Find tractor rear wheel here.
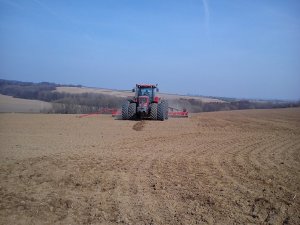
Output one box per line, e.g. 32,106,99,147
128,103,136,120
150,103,158,120
162,100,169,120
157,102,165,121
121,101,129,120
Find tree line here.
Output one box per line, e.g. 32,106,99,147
169,98,300,113
1,79,299,114
0,79,124,113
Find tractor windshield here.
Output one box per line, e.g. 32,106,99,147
139,88,152,97
139,87,153,98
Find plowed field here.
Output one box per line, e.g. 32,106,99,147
0,108,299,225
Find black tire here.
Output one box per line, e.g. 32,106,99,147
157,102,165,121
121,101,129,120
150,103,158,120
162,100,169,120
128,103,136,120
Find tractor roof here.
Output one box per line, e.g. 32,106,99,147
136,84,157,88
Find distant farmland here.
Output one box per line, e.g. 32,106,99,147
1,79,299,114
0,94,52,113
55,86,224,103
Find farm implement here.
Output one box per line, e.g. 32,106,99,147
168,106,189,118
78,108,118,118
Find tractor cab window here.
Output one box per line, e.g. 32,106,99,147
139,88,153,97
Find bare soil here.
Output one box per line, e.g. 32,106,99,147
0,108,299,225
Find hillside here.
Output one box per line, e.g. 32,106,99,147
0,94,52,113
55,86,224,103
1,79,299,114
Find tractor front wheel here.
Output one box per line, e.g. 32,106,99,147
157,102,165,121
162,100,169,120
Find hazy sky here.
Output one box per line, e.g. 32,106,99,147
0,0,299,100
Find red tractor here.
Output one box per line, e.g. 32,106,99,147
121,84,168,120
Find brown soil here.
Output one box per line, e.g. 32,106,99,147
132,121,146,131
0,108,299,225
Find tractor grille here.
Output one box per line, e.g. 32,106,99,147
138,97,148,107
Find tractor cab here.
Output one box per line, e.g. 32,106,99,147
133,84,159,103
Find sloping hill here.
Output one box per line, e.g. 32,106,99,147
56,86,224,103
0,94,52,113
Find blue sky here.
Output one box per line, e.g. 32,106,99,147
0,0,299,100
